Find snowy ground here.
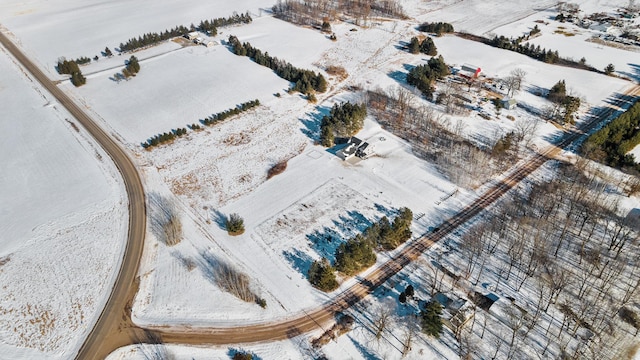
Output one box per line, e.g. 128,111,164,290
2,0,640,359
0,40,126,358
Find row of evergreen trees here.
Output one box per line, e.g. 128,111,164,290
198,12,252,35
406,55,450,99
308,208,413,291
320,101,367,147
119,25,191,52
584,100,640,168
141,99,260,149
227,35,327,95
142,127,188,148
201,99,260,126
118,13,253,53
417,22,454,35
489,35,561,64
408,36,437,55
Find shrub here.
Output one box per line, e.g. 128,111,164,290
226,213,245,235
233,352,253,360
256,297,267,308
267,161,288,179
212,258,256,302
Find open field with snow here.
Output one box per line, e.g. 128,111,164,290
0,42,126,359
3,0,640,359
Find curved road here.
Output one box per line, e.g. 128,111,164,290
0,30,148,359
2,26,639,359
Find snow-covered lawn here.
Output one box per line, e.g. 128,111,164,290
0,43,126,359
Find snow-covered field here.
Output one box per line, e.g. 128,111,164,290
0,42,126,358
3,0,640,358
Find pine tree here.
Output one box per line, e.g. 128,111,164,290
605,63,615,75
420,37,437,56
420,300,443,337
308,259,339,291
409,37,420,54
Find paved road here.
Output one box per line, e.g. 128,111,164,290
3,25,639,359
0,29,148,359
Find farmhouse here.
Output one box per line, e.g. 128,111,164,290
336,137,373,160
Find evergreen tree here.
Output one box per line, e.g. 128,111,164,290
420,300,443,337
104,47,113,57
308,259,339,291
409,37,420,54
605,63,616,75
419,37,437,56
548,80,567,103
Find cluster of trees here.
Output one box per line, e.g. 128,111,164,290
367,88,525,188
56,59,87,87
584,100,640,169
417,22,454,36
406,55,450,99
272,0,406,27
75,56,91,65
142,99,260,149
308,208,413,290
197,12,252,35
141,127,188,149
408,36,437,55
489,35,561,63
122,55,140,78
448,160,640,359
227,36,327,95
544,79,581,124
319,101,367,146
201,99,260,126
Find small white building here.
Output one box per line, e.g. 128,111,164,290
186,31,199,40
501,97,517,110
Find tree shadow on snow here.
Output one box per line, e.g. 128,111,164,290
283,248,314,277
348,335,382,360
210,209,228,230
299,105,331,141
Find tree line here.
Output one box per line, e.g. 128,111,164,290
197,12,253,35
272,0,406,28
320,101,367,146
227,35,327,95
308,208,413,291
406,55,450,99
119,12,252,53
141,99,260,149
584,99,640,170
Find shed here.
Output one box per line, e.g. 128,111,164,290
460,64,482,78
501,97,517,110
186,31,199,40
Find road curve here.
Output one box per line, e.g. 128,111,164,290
0,29,147,359
3,24,639,359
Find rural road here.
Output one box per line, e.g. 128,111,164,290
2,25,639,360
0,30,148,359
